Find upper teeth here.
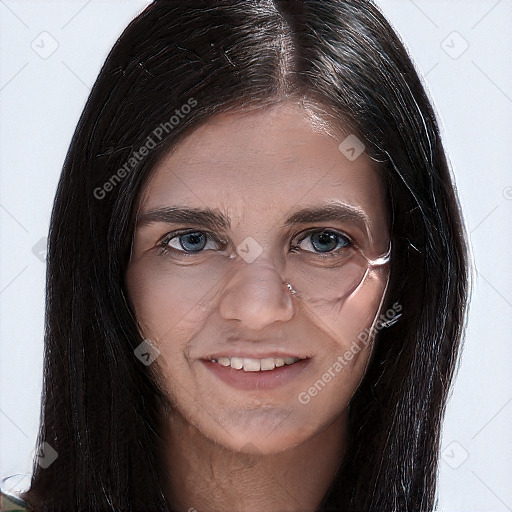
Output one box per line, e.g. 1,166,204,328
212,356,301,371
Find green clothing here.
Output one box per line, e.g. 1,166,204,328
0,490,31,511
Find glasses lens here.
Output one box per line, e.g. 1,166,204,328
148,238,390,309
283,248,370,304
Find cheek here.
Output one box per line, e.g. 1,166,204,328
124,260,214,342
125,262,212,401
303,266,389,352
292,267,389,418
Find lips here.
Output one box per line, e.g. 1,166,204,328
202,353,311,390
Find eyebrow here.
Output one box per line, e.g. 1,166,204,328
283,203,370,232
136,206,229,230
135,202,370,233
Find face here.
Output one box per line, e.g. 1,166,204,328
125,101,390,454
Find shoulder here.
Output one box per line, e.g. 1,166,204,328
0,489,32,512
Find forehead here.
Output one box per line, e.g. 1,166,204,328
139,102,387,223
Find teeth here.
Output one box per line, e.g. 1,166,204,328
212,356,301,371
243,359,260,372
230,357,244,370
260,358,276,371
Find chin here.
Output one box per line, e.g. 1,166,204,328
204,409,330,455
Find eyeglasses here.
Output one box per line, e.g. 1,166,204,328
152,229,391,309
282,238,391,306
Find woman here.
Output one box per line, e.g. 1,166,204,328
3,0,469,510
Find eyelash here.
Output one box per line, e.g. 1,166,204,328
156,230,227,258
156,228,355,258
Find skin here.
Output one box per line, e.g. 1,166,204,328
125,100,390,512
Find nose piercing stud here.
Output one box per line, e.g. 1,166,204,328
285,282,297,295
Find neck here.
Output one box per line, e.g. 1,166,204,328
162,412,348,512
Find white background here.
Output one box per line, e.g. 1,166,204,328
0,1,511,510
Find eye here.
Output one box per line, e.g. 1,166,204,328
292,229,353,254
158,230,223,255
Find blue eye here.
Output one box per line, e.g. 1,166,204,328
294,230,352,254
157,228,353,259
159,230,221,255
179,232,207,252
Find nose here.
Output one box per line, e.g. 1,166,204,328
218,257,295,330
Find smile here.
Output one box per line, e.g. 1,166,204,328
203,355,311,390
210,356,302,372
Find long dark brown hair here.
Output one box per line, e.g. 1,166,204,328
23,1,469,510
